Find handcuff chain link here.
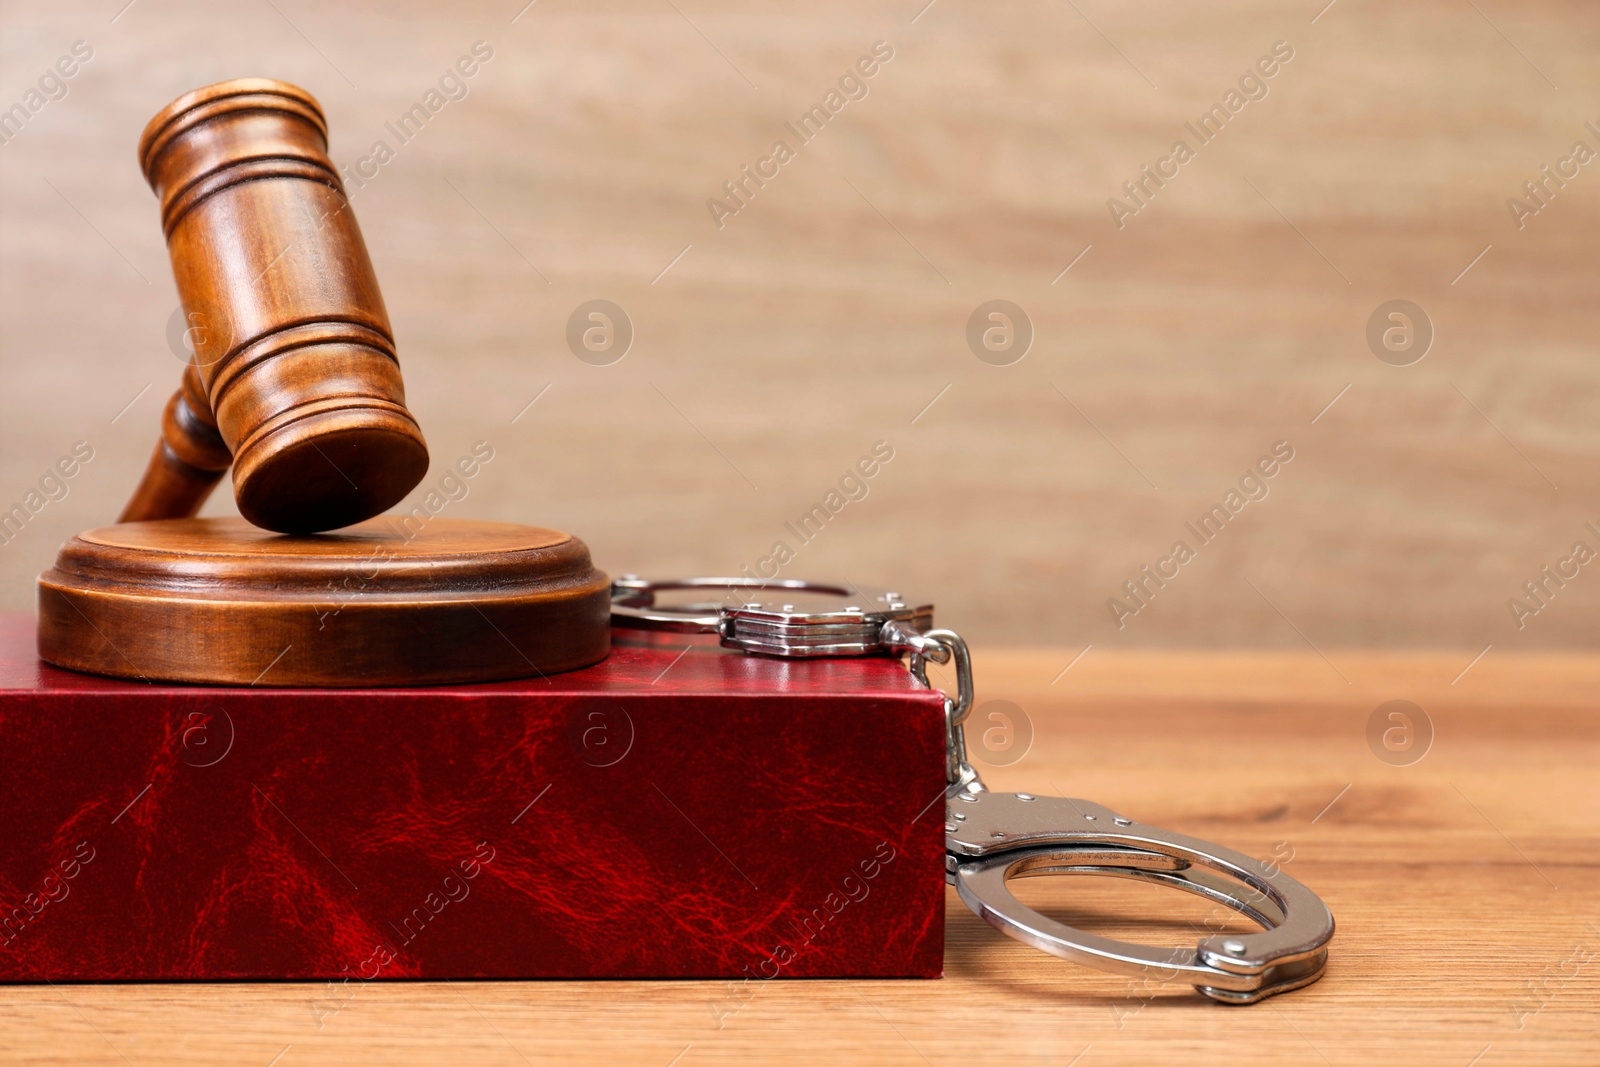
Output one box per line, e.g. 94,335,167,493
882,622,977,787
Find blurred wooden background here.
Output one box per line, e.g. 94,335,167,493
3,0,1599,652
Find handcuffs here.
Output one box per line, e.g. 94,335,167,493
612,576,1335,1003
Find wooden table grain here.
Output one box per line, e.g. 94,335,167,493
2,649,1595,1066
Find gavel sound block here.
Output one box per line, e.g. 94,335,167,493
38,518,610,686
35,79,611,685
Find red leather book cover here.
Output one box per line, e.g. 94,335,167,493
0,615,946,982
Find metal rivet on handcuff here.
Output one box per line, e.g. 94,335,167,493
611,577,1335,1004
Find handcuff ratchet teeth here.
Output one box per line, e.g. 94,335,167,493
611,576,1335,1004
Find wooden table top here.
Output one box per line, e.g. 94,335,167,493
3,649,1595,1065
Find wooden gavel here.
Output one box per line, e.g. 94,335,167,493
121,78,428,534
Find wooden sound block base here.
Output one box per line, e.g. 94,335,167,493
36,518,610,686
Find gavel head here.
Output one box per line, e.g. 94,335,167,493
139,79,427,533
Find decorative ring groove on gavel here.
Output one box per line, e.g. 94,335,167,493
138,84,336,235
120,78,428,534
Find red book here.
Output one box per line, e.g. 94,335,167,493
0,614,945,983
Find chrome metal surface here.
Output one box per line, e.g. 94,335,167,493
945,786,1335,1004
903,629,975,783
609,576,932,656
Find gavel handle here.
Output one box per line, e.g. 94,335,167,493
118,363,232,523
